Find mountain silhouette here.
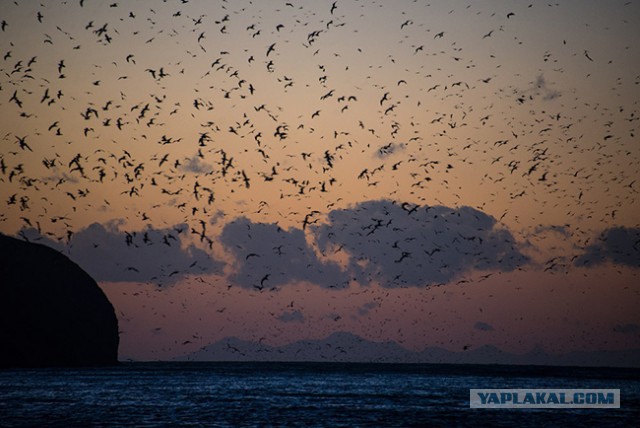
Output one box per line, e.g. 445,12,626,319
178,332,640,368
0,234,119,367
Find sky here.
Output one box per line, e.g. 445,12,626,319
1,0,639,362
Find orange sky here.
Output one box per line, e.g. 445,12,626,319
1,0,638,361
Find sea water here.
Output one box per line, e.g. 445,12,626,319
0,362,638,427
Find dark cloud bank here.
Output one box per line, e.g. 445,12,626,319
313,200,528,287
574,226,640,268
219,217,348,289
21,201,637,289
221,200,529,289
19,222,222,285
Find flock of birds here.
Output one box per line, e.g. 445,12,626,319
0,0,638,355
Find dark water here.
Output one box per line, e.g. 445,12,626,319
0,362,638,427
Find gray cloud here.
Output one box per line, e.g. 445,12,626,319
357,301,379,317
277,310,305,323
313,200,529,287
375,142,405,158
533,224,570,237
574,227,640,268
474,321,495,332
219,217,349,290
18,222,222,284
17,200,531,290
217,201,528,289
527,73,561,101
180,156,214,174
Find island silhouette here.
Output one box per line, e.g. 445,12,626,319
0,234,119,368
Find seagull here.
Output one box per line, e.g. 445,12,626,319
266,43,276,56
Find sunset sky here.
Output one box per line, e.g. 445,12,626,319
1,0,638,361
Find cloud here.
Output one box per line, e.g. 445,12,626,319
219,217,349,289
217,201,528,289
474,321,495,331
180,156,214,174
18,200,530,290
530,73,561,101
533,224,570,237
515,74,561,104
574,227,640,268
535,74,561,101
17,222,222,284
375,142,405,158
356,301,379,317
312,200,528,287
277,310,305,323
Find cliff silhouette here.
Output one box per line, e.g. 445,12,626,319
0,233,119,367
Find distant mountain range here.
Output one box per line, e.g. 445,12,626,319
175,331,640,368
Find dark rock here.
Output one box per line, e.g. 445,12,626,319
0,233,119,367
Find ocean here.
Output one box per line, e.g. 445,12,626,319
0,362,638,427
